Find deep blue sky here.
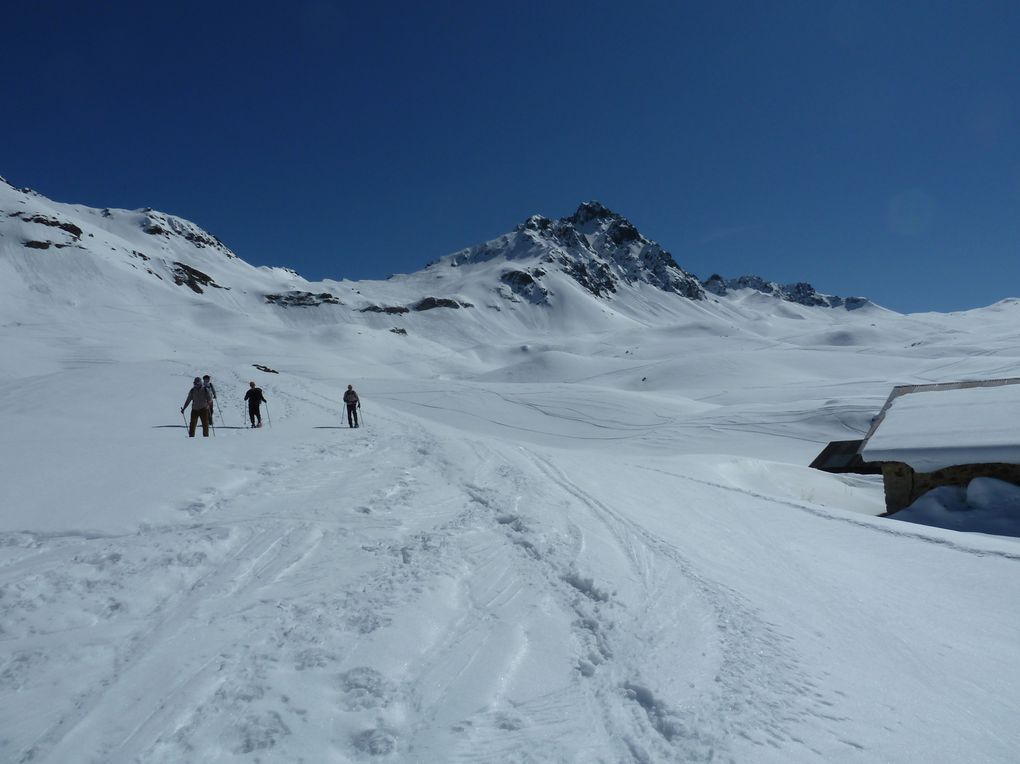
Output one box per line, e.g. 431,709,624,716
3,1,1019,313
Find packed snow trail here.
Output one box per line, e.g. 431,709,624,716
2,404,664,762
3,377,1020,762
0,398,851,762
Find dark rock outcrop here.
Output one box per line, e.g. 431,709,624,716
359,305,410,314
561,259,616,297
264,291,341,307
500,268,550,304
9,212,83,238
412,297,473,311
172,262,226,294
703,274,869,310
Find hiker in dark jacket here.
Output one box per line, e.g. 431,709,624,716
244,381,266,428
203,374,217,423
182,377,213,437
343,384,360,428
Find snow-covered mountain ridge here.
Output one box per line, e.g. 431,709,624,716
703,273,869,310
439,200,868,311
0,179,869,331
442,200,706,301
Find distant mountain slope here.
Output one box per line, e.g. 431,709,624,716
5,174,1020,417
0,175,275,303
1,177,877,350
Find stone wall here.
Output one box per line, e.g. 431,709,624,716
881,462,1020,513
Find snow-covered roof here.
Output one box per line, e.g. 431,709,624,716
861,379,1020,472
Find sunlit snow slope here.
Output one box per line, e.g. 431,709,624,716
2,179,1020,763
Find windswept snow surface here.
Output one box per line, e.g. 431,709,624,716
3,186,1020,762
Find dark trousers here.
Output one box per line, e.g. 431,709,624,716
189,407,211,437
249,405,262,427
346,403,359,427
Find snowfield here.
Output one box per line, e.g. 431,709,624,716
2,181,1020,762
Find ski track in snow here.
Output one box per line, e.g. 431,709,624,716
0,401,847,763
1,424,379,762
520,450,857,762
2,413,582,761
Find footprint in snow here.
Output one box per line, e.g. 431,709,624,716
338,667,395,711
229,710,291,754
351,727,397,756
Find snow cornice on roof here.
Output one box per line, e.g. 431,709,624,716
861,377,1020,472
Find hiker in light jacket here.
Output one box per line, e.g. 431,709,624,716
182,377,213,437
343,384,360,428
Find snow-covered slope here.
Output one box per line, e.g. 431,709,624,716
3,181,1020,763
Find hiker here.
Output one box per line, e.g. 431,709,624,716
181,377,213,437
343,384,360,428
203,374,217,422
244,381,266,428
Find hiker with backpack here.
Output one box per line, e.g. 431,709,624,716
203,374,218,423
343,384,360,428
182,377,214,437
244,381,266,428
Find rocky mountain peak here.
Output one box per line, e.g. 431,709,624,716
565,200,622,227
451,202,705,302
703,273,869,310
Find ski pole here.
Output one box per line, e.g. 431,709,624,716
265,401,271,428
181,408,189,437
359,403,364,428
